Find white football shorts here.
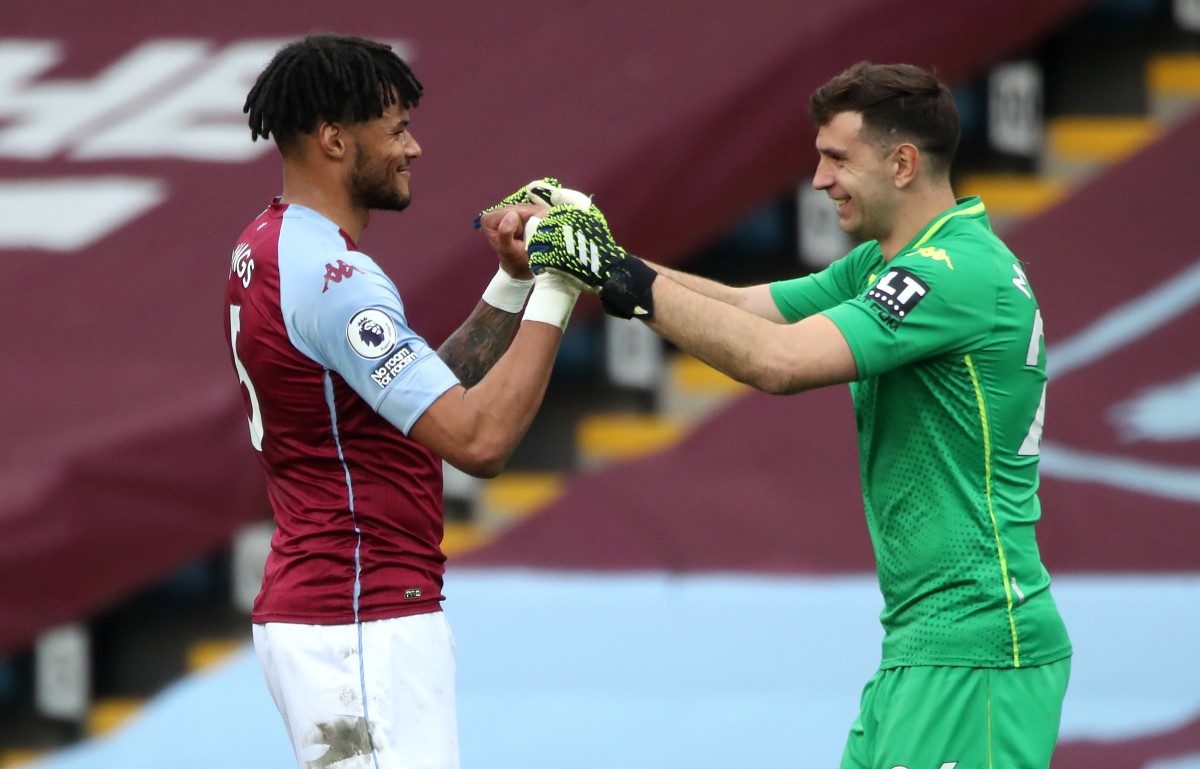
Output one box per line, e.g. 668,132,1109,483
253,611,459,769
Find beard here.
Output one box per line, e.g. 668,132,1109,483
350,145,411,212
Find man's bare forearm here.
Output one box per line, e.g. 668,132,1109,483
646,261,785,321
646,277,857,394
649,262,743,304
437,301,521,387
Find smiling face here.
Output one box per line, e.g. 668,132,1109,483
811,111,902,245
347,100,421,212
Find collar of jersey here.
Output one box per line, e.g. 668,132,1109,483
902,196,987,253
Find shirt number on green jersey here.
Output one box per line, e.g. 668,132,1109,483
1018,308,1046,456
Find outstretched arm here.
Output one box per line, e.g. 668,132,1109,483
412,208,578,478
647,276,857,394
436,201,545,386
437,303,522,388
414,316,562,477
649,262,787,323
525,203,856,396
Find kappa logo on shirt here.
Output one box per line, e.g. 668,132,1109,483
913,245,954,269
323,260,360,293
867,268,929,324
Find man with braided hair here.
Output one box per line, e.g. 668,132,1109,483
226,33,583,769
529,61,1072,768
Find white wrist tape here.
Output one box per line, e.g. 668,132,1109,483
481,268,535,313
523,271,581,331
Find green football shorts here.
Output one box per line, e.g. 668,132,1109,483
839,657,1071,769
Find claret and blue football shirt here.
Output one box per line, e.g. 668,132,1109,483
225,201,460,625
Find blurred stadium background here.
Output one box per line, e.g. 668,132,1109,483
2,0,1199,766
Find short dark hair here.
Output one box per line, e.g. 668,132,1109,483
244,34,423,151
808,61,960,177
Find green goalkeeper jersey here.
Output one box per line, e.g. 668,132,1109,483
771,197,1071,669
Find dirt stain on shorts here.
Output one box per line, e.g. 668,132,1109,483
305,715,375,769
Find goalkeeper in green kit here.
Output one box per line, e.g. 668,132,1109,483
525,62,1072,768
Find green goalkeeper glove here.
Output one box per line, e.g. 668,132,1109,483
473,177,593,229
526,204,658,319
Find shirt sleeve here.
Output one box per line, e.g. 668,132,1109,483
770,244,874,322
279,248,460,434
821,247,999,379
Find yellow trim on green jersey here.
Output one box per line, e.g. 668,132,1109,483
910,198,987,250
771,195,1071,669
965,354,1021,667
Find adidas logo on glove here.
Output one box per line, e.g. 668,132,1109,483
562,223,601,276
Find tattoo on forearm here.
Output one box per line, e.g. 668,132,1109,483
437,304,520,387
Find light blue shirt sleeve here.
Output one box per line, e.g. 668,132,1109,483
277,220,459,434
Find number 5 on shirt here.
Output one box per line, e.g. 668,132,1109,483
229,304,264,451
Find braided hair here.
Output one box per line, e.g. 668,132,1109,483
244,34,423,151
